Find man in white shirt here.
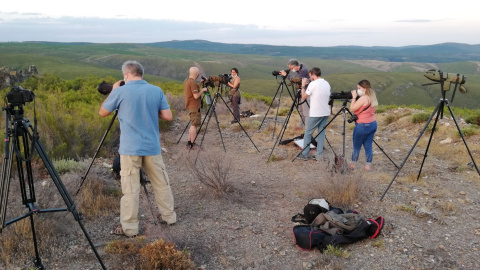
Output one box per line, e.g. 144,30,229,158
298,67,331,160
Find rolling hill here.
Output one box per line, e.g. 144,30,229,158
1,41,479,109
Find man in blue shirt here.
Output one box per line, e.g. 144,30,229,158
100,60,176,237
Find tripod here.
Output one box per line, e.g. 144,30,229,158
75,110,159,225
0,104,106,269
176,82,228,145
258,76,305,137
291,99,399,172
194,91,259,163
380,80,480,200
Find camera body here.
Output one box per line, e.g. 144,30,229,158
329,91,353,100
347,113,358,123
219,74,232,84
97,80,125,95
6,86,35,105
272,69,290,76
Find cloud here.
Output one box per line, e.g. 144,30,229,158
0,12,478,47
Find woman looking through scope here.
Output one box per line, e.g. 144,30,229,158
228,68,241,124
349,80,378,171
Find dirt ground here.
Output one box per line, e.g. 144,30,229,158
2,105,480,270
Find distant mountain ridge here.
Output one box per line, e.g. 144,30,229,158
147,40,480,63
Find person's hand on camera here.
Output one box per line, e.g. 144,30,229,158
201,87,208,93
112,80,125,91
279,70,288,77
351,89,358,99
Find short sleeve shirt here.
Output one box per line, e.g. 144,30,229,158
305,78,331,117
184,78,201,110
102,80,170,156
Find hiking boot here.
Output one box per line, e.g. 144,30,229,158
297,155,309,161
231,120,239,124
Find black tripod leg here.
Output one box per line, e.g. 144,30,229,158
268,99,297,162
28,124,106,269
28,208,43,269
292,107,343,161
217,94,259,152
193,98,215,143
416,106,442,180
380,102,442,201
445,101,480,174
75,110,118,196
0,135,14,231
140,170,158,225
373,140,399,169
272,83,285,138
176,120,191,144
194,99,217,164
258,82,283,131
212,110,226,152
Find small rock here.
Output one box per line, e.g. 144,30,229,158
439,138,452,144
439,245,445,250
459,191,466,195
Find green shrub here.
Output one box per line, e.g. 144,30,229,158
465,112,480,126
411,112,431,123
459,125,479,137
52,158,83,174
384,114,399,125
375,104,398,114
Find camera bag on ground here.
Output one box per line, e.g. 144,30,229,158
291,198,332,224
292,200,384,251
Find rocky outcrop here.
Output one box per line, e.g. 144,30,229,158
0,65,38,89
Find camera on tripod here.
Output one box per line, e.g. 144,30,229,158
201,76,215,88
6,86,35,106
207,74,232,86
329,91,353,101
272,69,290,76
97,80,125,95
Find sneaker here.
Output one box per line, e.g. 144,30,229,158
185,141,192,149
231,120,239,124
297,155,309,161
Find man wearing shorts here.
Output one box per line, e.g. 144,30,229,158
184,67,207,149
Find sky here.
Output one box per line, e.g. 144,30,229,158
1,0,479,47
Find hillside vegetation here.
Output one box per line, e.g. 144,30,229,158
1,42,480,109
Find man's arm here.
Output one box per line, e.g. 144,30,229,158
301,86,309,101
192,87,207,99
99,80,123,117
159,109,173,121
99,104,112,117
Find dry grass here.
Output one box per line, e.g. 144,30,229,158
317,168,366,208
139,239,195,270
184,152,233,196
0,217,57,268
77,177,120,218
439,200,458,213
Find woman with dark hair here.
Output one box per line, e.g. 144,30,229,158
349,80,378,171
228,68,241,124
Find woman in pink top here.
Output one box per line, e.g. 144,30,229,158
349,80,378,171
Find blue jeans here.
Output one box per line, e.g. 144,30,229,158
302,116,329,157
351,121,377,163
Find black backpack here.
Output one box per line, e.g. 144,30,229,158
291,198,332,224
